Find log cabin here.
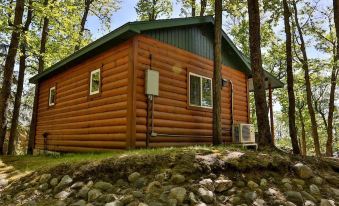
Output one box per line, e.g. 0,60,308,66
29,16,283,152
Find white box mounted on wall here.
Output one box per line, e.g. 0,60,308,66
145,69,159,96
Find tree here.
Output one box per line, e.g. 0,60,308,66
292,0,321,156
212,0,222,145
0,0,25,155
283,0,300,155
7,0,34,155
74,0,120,51
135,0,173,21
328,0,339,156
247,0,273,148
28,0,51,155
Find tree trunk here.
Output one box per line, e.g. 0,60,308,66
327,0,339,157
191,0,196,17
298,107,307,156
212,0,222,145
7,0,33,155
27,0,50,155
0,0,25,155
200,0,206,16
74,0,92,51
283,0,300,155
292,0,321,156
247,0,273,148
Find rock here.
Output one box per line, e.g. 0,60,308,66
55,200,67,206
87,189,102,202
320,199,335,206
285,191,303,206
38,183,49,191
71,181,85,189
54,190,71,200
330,187,339,197
230,196,241,204
121,195,134,204
94,181,113,192
282,178,291,184
56,175,73,189
105,200,123,206
199,178,214,191
311,176,323,185
146,181,162,196
155,173,166,182
197,187,214,204
236,180,246,187
244,191,257,202
128,172,141,183
0,179,8,187
50,178,59,187
39,173,51,184
304,200,316,206
292,179,305,186
247,181,259,190
285,201,297,206
167,199,177,206
260,179,267,187
284,183,293,191
301,191,317,203
135,177,147,189
169,187,186,203
214,179,232,192
253,198,266,206
171,174,185,184
78,186,90,199
71,200,87,206
132,191,144,198
138,203,148,206
188,192,198,204
293,163,313,179
309,184,320,195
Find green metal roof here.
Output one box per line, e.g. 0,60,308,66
29,15,283,89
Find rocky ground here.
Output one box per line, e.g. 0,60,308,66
0,147,338,206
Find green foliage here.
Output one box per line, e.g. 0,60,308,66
135,0,173,20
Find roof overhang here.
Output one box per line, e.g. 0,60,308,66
248,70,284,91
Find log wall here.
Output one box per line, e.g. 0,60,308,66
35,40,133,152
134,35,249,147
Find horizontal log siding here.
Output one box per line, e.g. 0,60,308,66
35,41,132,152
135,36,249,147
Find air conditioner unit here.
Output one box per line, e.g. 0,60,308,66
232,124,255,143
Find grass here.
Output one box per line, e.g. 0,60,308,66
0,145,250,173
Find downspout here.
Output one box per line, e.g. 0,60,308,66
229,80,234,138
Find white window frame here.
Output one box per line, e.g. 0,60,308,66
89,68,101,95
188,72,213,109
49,86,56,106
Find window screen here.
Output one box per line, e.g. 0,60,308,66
90,69,100,95
189,73,212,108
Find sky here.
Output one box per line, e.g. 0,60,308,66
86,0,183,39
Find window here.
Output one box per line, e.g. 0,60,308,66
189,73,212,108
49,86,56,106
89,68,101,95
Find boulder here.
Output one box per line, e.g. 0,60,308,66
94,181,113,192
188,192,198,204
128,172,141,183
309,184,320,195
199,179,214,191
197,187,214,204
247,181,259,190
105,200,123,206
169,187,186,203
77,186,90,199
244,191,257,202
87,189,102,202
70,200,86,206
285,191,304,206
56,175,73,190
293,163,313,179
54,190,71,200
260,179,267,187
39,174,51,184
71,182,85,189
214,179,232,192
304,200,316,206
38,183,49,191
50,178,59,187
146,181,162,196
311,176,323,185
301,191,317,203
170,174,185,184
320,199,335,206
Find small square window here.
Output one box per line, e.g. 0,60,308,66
189,73,212,108
49,86,56,106
90,68,101,95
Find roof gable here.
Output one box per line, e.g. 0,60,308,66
29,16,282,89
